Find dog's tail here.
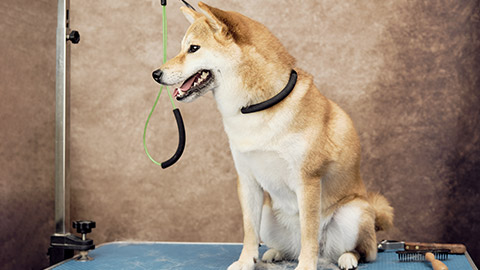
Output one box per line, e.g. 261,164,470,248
367,192,394,231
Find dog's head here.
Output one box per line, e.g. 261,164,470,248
152,2,295,106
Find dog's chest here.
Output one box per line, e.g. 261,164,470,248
242,149,301,212
224,112,309,212
230,130,307,215
241,150,294,188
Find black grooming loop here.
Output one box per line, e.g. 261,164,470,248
162,0,195,10
161,108,186,169
180,0,196,10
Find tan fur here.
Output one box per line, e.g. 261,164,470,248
367,192,394,231
352,198,378,262
297,175,322,269
263,192,272,207
156,3,394,269
199,2,296,105
237,177,261,264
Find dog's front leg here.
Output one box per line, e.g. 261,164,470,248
295,178,322,270
228,175,263,270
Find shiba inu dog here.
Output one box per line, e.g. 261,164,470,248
152,2,393,270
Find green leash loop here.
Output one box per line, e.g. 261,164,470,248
143,4,184,167
162,4,177,110
143,85,165,166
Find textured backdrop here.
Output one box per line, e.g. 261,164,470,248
1,0,479,269
0,0,56,269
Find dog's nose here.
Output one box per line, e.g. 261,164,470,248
152,69,163,84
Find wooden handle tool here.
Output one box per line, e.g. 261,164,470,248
405,242,466,254
426,252,449,270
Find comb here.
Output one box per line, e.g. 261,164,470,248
397,249,450,270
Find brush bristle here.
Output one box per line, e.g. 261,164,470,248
396,249,450,262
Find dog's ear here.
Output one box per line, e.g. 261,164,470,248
198,2,229,36
180,6,203,24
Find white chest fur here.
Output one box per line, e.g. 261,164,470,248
225,112,308,216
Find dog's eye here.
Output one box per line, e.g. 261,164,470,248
188,45,200,53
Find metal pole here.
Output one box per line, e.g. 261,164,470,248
54,0,70,235
49,2,93,265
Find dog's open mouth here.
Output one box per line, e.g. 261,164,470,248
173,70,213,100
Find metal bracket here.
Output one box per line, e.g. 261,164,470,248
378,240,405,252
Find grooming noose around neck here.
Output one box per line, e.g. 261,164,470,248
144,1,296,168
144,0,191,169
241,69,298,114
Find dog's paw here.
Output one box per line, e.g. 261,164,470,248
227,260,255,270
337,252,358,270
262,248,283,263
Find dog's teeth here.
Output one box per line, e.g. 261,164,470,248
193,82,198,87
201,72,208,78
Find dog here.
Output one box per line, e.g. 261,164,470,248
152,2,393,270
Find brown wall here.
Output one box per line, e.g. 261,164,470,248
1,0,479,269
0,0,57,269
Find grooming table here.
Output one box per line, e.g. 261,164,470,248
48,242,477,270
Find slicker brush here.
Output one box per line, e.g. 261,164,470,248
397,249,449,270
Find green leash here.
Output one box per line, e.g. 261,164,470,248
143,2,186,169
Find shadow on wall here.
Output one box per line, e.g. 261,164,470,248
359,0,480,264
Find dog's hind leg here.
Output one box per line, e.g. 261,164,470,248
353,205,378,263
337,251,361,270
262,248,284,263
260,192,300,263
322,198,377,270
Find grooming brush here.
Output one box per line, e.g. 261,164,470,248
397,249,450,270
378,240,466,254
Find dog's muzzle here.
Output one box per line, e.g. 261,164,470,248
152,69,163,84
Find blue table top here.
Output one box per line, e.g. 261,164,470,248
49,242,476,270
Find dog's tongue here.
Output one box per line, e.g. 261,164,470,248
181,74,197,91
175,73,200,96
